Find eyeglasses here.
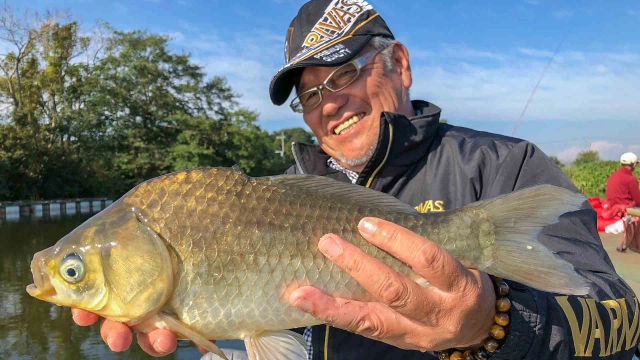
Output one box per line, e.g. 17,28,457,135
290,50,379,113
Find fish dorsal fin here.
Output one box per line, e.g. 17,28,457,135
243,330,307,360
267,174,418,214
231,164,246,176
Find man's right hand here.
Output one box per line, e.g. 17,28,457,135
71,308,210,356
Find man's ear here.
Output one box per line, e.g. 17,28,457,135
392,41,412,89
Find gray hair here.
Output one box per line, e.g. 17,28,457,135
368,36,395,71
368,36,411,99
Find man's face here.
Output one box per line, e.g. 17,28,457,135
298,43,412,172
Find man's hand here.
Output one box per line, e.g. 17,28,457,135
288,217,497,352
71,309,211,356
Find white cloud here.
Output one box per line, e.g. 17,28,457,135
629,145,640,154
518,48,553,58
409,48,640,124
162,31,185,42
167,29,296,123
162,26,639,130
557,142,640,162
439,44,506,61
557,146,582,162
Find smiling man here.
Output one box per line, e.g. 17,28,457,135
73,0,640,359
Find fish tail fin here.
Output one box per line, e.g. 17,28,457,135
472,184,590,296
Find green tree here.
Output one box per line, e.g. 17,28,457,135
572,150,600,167
270,127,316,171
0,6,295,201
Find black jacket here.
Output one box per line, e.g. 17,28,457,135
286,100,640,359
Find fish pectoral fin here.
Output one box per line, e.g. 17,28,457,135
243,330,307,360
156,313,228,360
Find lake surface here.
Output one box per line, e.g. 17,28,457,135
0,212,243,360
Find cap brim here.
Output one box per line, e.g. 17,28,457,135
269,35,372,106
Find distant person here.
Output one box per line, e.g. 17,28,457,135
605,152,640,252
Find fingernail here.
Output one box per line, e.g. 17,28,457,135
107,334,119,351
319,235,342,258
358,218,378,235
292,295,313,312
155,338,170,354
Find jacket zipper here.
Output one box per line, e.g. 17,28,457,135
365,123,394,188
323,123,394,360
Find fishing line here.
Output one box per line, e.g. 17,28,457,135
512,33,569,137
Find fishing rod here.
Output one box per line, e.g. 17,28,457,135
511,33,569,137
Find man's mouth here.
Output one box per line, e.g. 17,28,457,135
334,112,366,135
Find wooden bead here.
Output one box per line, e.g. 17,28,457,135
496,297,511,312
494,312,510,326
495,281,509,296
463,350,475,360
473,349,489,360
483,338,500,352
450,351,464,360
490,324,506,340
437,351,450,360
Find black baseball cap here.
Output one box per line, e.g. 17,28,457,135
269,0,394,106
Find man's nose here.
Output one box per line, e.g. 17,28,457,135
321,90,348,118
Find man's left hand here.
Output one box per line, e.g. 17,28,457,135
289,217,497,352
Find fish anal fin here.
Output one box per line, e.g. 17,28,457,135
243,330,307,360
156,313,228,360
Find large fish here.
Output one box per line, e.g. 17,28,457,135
26,167,590,360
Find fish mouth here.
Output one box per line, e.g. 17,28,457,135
26,252,57,300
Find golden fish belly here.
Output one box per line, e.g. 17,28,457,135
161,206,410,340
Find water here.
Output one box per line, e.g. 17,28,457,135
0,213,244,360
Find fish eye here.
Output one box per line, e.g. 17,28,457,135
59,253,85,284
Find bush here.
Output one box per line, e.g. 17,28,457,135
563,161,640,198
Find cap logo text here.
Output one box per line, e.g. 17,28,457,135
303,0,371,48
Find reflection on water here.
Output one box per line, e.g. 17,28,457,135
0,213,241,359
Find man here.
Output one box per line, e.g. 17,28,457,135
73,0,640,359
606,152,640,211
606,152,640,252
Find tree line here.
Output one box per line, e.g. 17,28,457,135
557,150,639,198
0,7,314,201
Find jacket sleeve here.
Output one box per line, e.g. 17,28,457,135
482,141,639,359
629,176,640,206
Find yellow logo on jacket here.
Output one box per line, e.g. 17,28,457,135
414,200,444,213
557,296,640,356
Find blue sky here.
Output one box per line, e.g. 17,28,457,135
9,0,640,162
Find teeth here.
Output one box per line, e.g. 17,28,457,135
334,113,364,135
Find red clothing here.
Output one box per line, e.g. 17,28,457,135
606,167,640,207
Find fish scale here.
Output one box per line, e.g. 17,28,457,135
123,168,417,339
27,166,590,359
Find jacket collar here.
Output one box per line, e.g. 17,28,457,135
291,100,442,186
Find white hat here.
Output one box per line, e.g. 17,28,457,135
620,152,638,165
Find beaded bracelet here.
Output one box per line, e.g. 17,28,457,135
434,276,511,360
